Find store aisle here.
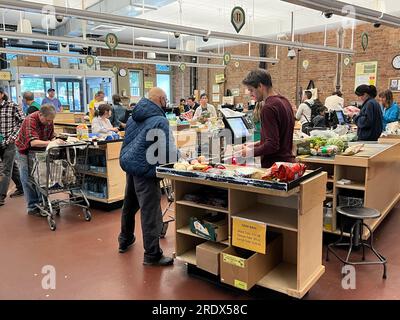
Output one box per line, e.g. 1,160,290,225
0,194,399,300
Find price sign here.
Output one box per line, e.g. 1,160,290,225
105,33,118,51
231,6,245,33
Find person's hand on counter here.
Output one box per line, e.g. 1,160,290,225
110,127,119,133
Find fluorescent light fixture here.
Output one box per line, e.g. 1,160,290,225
136,36,166,43
91,24,126,32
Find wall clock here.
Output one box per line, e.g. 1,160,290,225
119,68,127,77
392,55,400,70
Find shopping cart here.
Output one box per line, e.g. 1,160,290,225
28,142,91,231
160,178,175,238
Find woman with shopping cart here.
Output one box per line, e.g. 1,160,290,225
15,104,63,216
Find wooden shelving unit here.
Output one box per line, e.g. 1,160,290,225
300,142,400,239
82,141,126,204
158,170,327,299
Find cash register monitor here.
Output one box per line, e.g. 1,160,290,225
335,110,346,125
226,117,251,139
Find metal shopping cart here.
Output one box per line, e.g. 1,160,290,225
28,142,91,231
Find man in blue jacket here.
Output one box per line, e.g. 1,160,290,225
119,87,178,266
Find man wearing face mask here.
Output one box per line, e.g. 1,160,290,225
119,87,178,266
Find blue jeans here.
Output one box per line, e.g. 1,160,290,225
15,152,41,212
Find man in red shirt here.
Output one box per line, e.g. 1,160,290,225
241,69,295,168
15,104,57,215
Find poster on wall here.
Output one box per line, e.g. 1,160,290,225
354,61,378,90
389,78,400,92
212,84,220,94
144,81,153,89
212,94,220,102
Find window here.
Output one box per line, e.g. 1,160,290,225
20,77,52,104
156,73,171,102
129,70,143,97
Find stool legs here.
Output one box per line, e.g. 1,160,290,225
326,219,387,280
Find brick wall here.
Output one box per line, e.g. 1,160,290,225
173,23,400,108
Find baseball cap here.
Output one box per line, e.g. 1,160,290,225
47,88,55,93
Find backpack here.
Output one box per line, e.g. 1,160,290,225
304,101,319,120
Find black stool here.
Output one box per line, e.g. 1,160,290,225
326,206,387,279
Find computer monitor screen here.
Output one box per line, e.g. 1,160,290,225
226,117,250,139
336,110,346,125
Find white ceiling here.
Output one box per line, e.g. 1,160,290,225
4,0,400,50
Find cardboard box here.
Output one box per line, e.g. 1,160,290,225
190,213,228,242
220,232,282,291
196,241,227,275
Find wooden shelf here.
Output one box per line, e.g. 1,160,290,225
327,178,334,183
232,203,298,232
81,171,107,178
177,249,196,265
323,228,350,237
85,195,108,203
257,262,297,293
176,200,229,213
177,225,229,244
335,182,365,191
326,194,334,198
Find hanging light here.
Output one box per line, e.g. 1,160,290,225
146,52,156,59
17,12,32,34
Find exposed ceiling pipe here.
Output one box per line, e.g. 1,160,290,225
0,0,354,55
281,0,400,28
0,31,279,63
0,47,226,69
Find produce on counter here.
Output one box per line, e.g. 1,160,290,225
171,160,307,183
326,138,346,152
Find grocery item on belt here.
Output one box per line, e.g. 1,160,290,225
341,144,364,156
268,162,307,182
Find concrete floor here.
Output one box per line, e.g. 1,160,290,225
0,188,399,300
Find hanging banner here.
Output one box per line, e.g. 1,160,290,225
231,6,245,33
86,55,95,67
223,52,232,65
178,63,186,73
355,61,378,90
105,33,118,51
111,65,119,74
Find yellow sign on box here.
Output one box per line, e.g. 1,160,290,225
234,280,247,290
223,253,245,268
232,217,267,254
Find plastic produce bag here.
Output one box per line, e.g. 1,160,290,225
310,130,339,139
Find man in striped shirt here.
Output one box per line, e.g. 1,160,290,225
0,87,25,206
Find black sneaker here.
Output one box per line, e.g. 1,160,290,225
28,208,41,216
10,189,24,198
118,236,136,253
143,255,174,266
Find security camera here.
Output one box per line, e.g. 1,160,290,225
202,36,209,42
323,11,333,18
272,62,276,66
373,22,381,28
287,48,296,60
61,43,67,48
56,15,64,23
174,32,180,38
